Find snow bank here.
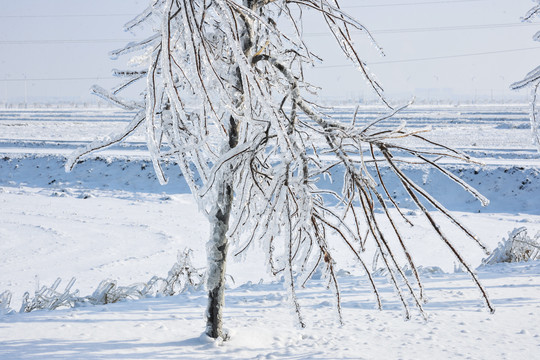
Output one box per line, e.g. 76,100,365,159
1,154,538,214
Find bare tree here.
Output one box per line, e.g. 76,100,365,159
67,0,493,339
512,0,540,151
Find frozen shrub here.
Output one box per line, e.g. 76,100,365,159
20,278,78,313
2,249,203,314
151,249,204,296
86,280,149,305
483,227,540,265
86,250,204,304
0,291,14,315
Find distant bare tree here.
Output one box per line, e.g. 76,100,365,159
67,0,493,339
512,0,540,151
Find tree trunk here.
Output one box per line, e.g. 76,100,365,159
205,180,233,339
205,0,252,339
205,115,239,339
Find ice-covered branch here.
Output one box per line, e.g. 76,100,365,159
65,0,495,335
65,110,146,172
513,3,540,151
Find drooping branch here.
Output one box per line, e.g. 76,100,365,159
512,1,540,151
67,0,495,332
251,51,493,314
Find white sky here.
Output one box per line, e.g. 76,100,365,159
0,0,538,104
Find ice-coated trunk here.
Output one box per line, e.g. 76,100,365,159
205,115,239,339
205,0,254,339
205,176,234,339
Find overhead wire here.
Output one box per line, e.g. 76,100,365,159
1,46,539,82
0,39,131,45
307,22,537,37
0,22,536,45
0,0,490,18
0,14,136,19
0,0,534,81
318,46,540,68
0,77,116,82
342,0,488,8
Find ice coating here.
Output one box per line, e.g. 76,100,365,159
66,0,496,332
512,2,540,151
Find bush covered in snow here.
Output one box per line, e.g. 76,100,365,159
0,291,14,315
1,249,203,314
483,227,540,265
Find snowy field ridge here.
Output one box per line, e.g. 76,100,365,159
1,105,540,359
1,154,539,214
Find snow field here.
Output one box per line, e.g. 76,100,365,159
1,104,540,359
1,262,539,359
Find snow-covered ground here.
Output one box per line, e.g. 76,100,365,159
1,104,540,359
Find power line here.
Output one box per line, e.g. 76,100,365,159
306,22,537,37
0,77,115,82
375,22,536,34
343,0,487,8
0,0,488,18
319,46,540,68
374,46,540,64
0,0,493,20
1,21,535,46
0,14,136,19
0,39,130,45
1,46,538,82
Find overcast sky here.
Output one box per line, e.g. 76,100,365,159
0,0,538,104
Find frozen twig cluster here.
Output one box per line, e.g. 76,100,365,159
20,277,79,313
66,0,494,336
483,227,540,265
511,0,540,151
0,291,13,315
0,249,203,315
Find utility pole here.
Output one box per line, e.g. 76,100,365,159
24,75,28,107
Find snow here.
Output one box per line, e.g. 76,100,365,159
1,104,540,359
1,266,540,359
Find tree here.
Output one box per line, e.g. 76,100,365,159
66,0,493,339
512,0,540,151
